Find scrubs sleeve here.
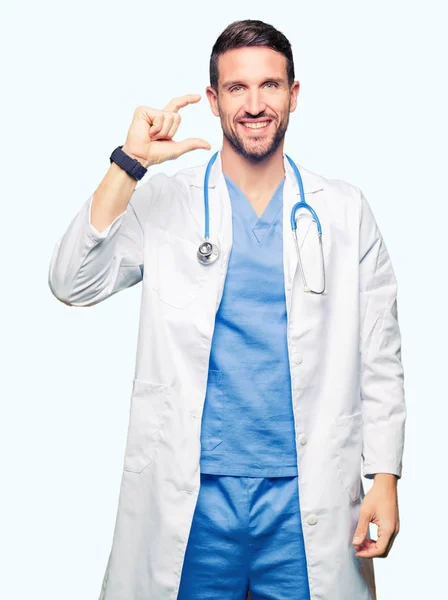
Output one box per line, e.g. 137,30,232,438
48,173,164,307
357,188,407,480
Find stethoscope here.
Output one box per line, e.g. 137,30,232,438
197,151,327,294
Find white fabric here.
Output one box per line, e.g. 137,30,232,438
48,149,406,600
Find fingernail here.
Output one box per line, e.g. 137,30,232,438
353,536,361,544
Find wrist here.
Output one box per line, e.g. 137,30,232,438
372,473,398,486
122,144,150,168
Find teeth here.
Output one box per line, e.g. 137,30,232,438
241,121,270,129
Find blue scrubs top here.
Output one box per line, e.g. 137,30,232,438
199,173,298,477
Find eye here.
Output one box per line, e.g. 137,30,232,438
230,85,243,92
265,82,278,88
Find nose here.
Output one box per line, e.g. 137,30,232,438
244,89,267,116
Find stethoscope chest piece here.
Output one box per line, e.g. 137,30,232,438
197,240,220,265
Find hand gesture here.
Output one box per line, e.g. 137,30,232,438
122,94,211,167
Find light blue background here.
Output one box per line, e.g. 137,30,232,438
1,1,445,598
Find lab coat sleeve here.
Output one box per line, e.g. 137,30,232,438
358,188,407,479
48,174,163,307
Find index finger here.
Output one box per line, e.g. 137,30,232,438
163,94,202,113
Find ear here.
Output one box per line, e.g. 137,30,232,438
289,81,300,113
205,85,220,117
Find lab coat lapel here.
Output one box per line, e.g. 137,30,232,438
282,156,333,389
208,150,233,265
187,151,233,311
283,155,330,297
188,149,229,255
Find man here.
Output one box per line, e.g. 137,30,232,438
49,19,406,600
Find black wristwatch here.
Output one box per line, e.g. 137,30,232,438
109,145,148,180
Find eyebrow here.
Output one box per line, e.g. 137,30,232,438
222,77,286,89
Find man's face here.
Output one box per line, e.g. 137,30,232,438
206,46,300,162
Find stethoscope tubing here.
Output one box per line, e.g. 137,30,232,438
198,150,326,294
203,151,219,240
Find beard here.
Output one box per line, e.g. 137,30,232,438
221,113,289,163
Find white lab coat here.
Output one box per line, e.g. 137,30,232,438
48,149,406,600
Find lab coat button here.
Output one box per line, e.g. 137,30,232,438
306,514,318,525
298,434,307,446
293,354,303,364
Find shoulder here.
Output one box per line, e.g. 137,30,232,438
297,162,361,203
142,163,203,196
294,162,365,229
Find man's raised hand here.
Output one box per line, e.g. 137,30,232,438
122,94,211,167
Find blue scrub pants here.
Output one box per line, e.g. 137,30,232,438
177,474,311,600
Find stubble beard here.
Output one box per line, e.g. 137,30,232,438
221,113,290,164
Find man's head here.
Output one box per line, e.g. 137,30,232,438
206,20,300,163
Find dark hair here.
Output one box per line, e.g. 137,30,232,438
209,20,295,91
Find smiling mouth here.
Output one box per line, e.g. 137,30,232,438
239,120,272,131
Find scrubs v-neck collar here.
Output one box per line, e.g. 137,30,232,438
223,173,285,243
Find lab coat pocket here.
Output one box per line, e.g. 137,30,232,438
151,226,206,309
123,379,170,473
334,412,363,502
200,370,223,451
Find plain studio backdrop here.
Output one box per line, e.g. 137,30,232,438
1,1,445,598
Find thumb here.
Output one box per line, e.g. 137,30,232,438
171,138,211,158
352,511,371,545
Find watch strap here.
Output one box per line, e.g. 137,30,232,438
109,145,148,180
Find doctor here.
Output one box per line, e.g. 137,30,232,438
48,19,406,600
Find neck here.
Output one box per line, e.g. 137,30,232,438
220,138,285,197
